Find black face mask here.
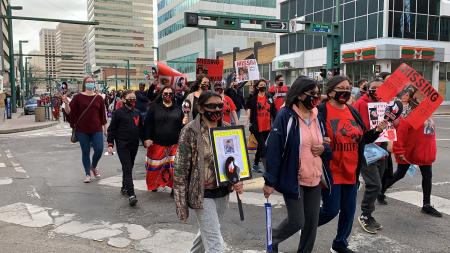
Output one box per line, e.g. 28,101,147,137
301,95,320,110
368,89,378,101
258,87,266,92
203,110,222,122
333,91,351,104
200,85,209,91
278,81,284,86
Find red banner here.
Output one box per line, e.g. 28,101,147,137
376,63,444,129
196,58,224,82
149,61,187,89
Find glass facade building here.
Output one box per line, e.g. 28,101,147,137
274,0,450,103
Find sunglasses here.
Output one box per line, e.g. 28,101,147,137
163,92,174,96
203,103,224,110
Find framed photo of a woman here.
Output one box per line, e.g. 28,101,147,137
210,126,252,186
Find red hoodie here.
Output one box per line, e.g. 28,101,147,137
353,94,374,130
393,118,437,165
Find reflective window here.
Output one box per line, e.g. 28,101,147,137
416,14,428,39
289,34,296,53
368,13,378,39
344,18,355,43
417,0,428,14
296,34,305,51
403,13,416,39
281,2,289,20
344,2,356,20
324,0,333,9
404,0,416,13
356,0,368,17
314,0,324,12
355,16,367,41
297,0,305,17
289,0,296,19
314,11,323,22
324,9,333,23
393,12,402,37
313,35,322,49
305,35,313,50
305,0,313,15
428,16,439,40
368,0,378,14
280,35,288,55
429,0,439,15
440,17,450,41
394,0,403,11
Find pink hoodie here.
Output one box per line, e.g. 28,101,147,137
292,105,323,187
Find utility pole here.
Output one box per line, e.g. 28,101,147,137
203,28,208,58
114,64,118,91
19,40,28,106
152,46,159,61
25,57,31,99
7,4,22,113
124,59,130,89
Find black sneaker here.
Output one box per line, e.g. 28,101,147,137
377,194,388,205
128,195,138,207
120,188,128,196
421,204,442,217
330,245,355,253
358,215,378,234
368,216,383,230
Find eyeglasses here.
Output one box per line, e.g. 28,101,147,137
163,92,174,96
203,103,224,110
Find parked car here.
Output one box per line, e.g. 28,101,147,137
24,98,38,115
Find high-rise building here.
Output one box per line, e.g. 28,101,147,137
87,0,154,83
39,28,57,79
157,0,278,80
0,0,10,92
55,23,86,85
274,0,450,104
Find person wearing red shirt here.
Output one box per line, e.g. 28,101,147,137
214,82,238,125
317,76,384,253
63,76,107,183
245,79,276,173
268,74,289,112
380,117,442,217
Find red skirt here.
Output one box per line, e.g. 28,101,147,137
145,144,178,191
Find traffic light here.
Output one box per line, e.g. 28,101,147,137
185,13,199,27
320,68,327,78
332,49,340,69
221,18,239,28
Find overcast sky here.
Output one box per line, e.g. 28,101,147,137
11,0,87,54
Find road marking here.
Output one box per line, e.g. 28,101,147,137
14,167,26,173
26,186,41,199
387,191,450,215
0,202,262,252
0,163,6,168
10,161,20,167
348,232,419,253
416,181,450,188
6,154,14,158
99,175,286,207
0,177,12,185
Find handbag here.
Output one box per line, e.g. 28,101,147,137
71,94,99,143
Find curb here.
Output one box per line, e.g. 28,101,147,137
0,122,58,134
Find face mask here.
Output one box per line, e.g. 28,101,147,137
258,87,266,92
333,90,351,104
85,82,95,91
162,93,174,103
278,81,284,86
203,110,222,122
300,95,320,110
368,89,378,101
125,99,136,108
200,84,209,91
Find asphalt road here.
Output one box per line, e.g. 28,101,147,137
0,117,449,253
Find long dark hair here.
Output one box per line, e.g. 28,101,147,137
192,74,209,92
197,91,222,108
154,85,173,104
81,76,94,92
252,79,267,95
285,76,319,109
325,75,351,96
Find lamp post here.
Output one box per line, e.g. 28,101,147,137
152,46,159,61
124,59,130,89
19,40,28,106
7,4,23,113
25,56,31,99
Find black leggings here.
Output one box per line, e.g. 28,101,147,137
383,164,432,205
252,130,270,165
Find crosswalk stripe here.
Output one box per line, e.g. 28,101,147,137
386,191,450,215
348,232,420,253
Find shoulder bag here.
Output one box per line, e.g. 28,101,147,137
71,94,98,143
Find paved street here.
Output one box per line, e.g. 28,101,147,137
0,116,449,253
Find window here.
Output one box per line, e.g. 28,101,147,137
281,2,289,20
379,0,384,11
344,18,355,43
394,0,403,11
368,0,378,14
355,16,367,41
305,0,313,15
296,34,305,51
314,0,324,12
280,35,288,55
289,34,296,53
314,11,323,22
324,9,333,23
440,17,450,41
289,0,296,19
416,14,428,39
305,34,313,50
428,16,439,40
388,11,393,36
389,0,393,10
313,35,322,49
403,13,416,39
429,0,439,15
417,0,428,14
344,2,356,20
297,0,305,17
404,0,416,13
368,13,378,39
324,0,333,9
393,11,403,37
356,0,368,17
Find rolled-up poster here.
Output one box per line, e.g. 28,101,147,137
265,200,272,252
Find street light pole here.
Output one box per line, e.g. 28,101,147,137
25,57,31,99
7,4,22,113
114,64,118,91
124,60,130,89
152,46,159,61
19,40,28,106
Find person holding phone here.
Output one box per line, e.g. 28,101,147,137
107,90,142,206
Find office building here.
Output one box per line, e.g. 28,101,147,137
0,0,9,92
86,0,154,83
39,28,57,79
273,0,450,104
55,23,86,85
157,0,278,80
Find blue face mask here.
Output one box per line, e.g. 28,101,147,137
85,82,95,91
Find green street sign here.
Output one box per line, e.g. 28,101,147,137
311,23,332,33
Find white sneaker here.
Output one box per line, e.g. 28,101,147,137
91,168,101,179
84,175,92,183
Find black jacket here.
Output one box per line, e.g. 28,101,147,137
245,93,276,133
225,83,245,110
107,106,143,148
144,102,184,146
135,90,151,112
317,102,381,185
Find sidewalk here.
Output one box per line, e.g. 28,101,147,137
434,105,450,115
0,108,58,134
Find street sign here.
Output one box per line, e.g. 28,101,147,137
311,23,332,33
265,21,288,31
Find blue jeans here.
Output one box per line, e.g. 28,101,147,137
318,184,358,249
77,131,104,176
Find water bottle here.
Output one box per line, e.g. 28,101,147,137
407,164,418,177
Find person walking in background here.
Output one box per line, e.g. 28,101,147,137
245,79,276,173
184,75,210,123
355,79,368,100
268,74,289,112
135,82,151,118
144,86,185,195
107,90,142,206
353,78,388,234
225,75,245,120
174,91,244,253
63,76,107,183
263,77,328,253
214,82,238,125
317,75,385,253
380,117,442,217
61,92,72,122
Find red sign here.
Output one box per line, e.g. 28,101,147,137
376,63,444,129
196,58,224,82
